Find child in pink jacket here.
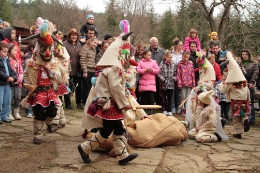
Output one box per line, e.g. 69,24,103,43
8,44,23,120
183,28,201,52
177,50,195,116
137,50,159,114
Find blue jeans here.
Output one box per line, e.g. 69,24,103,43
26,107,33,115
0,85,12,121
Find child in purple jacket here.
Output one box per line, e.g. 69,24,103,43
137,50,159,114
177,50,195,116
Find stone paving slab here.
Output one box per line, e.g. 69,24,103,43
208,153,259,170
230,138,258,145
52,141,101,166
211,143,232,153
0,124,25,133
37,167,80,173
227,143,256,151
56,124,82,137
161,147,212,173
81,148,164,173
10,118,32,127
251,152,260,159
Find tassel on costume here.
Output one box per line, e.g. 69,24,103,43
240,109,245,117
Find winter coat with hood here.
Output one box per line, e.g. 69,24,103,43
137,58,160,92
1,27,22,62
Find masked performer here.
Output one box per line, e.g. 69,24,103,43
217,51,251,139
23,20,67,144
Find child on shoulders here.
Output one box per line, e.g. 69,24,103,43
183,28,201,52
80,14,98,38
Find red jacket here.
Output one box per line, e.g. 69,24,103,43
213,63,222,81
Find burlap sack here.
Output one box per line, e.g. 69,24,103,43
126,113,188,148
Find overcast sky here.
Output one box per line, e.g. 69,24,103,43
76,0,181,14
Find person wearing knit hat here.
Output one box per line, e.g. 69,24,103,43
0,19,4,41
80,14,98,38
188,90,222,143
217,51,251,139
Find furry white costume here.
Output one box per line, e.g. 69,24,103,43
188,90,222,143
185,54,228,140
22,20,67,144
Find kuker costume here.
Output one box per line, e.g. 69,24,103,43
51,34,71,130
77,28,139,165
185,54,228,141
22,20,67,144
188,90,222,143
186,54,216,129
217,51,250,139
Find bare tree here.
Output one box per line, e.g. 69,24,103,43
162,0,260,54
115,0,154,45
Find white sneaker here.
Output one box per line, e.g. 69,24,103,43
172,108,176,114
163,111,168,115
177,108,181,114
26,113,33,118
168,112,173,116
9,114,15,121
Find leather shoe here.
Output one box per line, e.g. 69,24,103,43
233,134,241,139
77,104,84,109
221,118,227,128
47,124,56,132
214,132,222,142
78,144,91,163
119,153,138,165
65,104,74,110
244,119,250,132
34,138,42,144
58,123,65,128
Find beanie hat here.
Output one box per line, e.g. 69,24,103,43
0,19,3,24
86,14,94,21
104,34,112,41
198,90,213,105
